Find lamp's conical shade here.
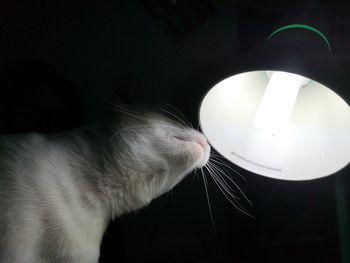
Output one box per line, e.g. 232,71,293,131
199,25,350,180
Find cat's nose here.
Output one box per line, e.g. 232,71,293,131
193,133,209,151
198,138,208,149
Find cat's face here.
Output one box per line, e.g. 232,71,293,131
113,110,210,206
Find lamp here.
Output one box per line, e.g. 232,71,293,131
199,23,350,181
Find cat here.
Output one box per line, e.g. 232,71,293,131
0,107,211,263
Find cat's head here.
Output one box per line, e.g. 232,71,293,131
110,108,210,212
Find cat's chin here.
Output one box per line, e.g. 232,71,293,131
190,135,210,168
192,133,210,168
195,142,210,168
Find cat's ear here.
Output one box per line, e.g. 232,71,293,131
113,74,145,104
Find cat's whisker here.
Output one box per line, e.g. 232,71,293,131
163,103,193,127
208,161,253,207
206,163,238,196
149,121,181,130
200,167,217,235
204,166,252,217
210,157,247,182
107,104,140,114
160,105,193,128
209,151,227,159
160,108,190,128
205,157,254,217
112,103,149,114
111,105,145,120
208,161,239,189
205,164,239,200
209,174,240,206
112,104,192,131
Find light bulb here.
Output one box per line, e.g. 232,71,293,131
253,71,304,136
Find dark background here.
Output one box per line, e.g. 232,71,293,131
0,0,349,262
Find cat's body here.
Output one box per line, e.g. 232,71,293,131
0,110,210,263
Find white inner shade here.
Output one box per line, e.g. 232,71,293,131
199,70,350,180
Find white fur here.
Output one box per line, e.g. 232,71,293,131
0,110,210,263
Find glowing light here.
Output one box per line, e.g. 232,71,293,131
253,72,304,136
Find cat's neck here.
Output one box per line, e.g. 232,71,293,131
56,121,151,219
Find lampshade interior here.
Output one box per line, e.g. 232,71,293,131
199,70,350,180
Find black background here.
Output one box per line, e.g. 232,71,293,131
0,1,349,262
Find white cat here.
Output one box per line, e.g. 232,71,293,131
0,109,210,263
